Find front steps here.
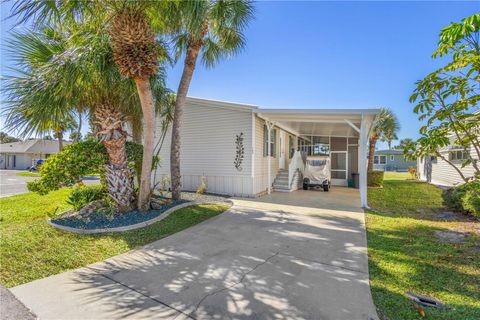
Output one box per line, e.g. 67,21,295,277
273,169,302,192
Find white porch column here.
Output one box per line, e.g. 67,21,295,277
359,114,374,208
266,120,275,194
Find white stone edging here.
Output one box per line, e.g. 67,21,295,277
47,200,233,235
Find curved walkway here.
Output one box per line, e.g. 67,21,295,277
11,188,378,320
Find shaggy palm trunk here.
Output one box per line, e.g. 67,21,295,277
171,42,202,200
95,104,135,212
367,135,378,171
134,78,156,211
56,130,64,151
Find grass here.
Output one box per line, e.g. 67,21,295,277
0,189,230,288
15,171,40,177
366,172,480,320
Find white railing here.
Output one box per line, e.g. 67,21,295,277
288,150,305,188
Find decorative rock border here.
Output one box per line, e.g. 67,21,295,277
47,200,233,235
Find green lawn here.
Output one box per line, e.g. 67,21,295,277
0,190,229,288
367,172,480,320
15,171,41,177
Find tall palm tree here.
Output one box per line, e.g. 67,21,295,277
163,0,254,199
2,24,171,212
368,108,401,171
10,0,169,210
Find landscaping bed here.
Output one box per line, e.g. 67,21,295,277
366,172,479,320
51,199,188,230
0,189,230,287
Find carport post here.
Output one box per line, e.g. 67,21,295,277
359,114,374,208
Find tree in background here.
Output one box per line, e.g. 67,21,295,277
0,132,20,144
368,108,400,171
165,0,255,200
394,138,414,150
407,13,480,182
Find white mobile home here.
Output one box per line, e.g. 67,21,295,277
155,97,379,207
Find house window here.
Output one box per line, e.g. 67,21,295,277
390,155,394,161
374,155,386,164
430,156,437,164
263,125,277,157
449,150,469,161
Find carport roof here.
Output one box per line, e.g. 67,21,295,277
256,108,380,137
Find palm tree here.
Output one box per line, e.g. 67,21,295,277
368,108,400,171
395,138,414,150
164,0,255,199
10,0,169,210
2,24,171,212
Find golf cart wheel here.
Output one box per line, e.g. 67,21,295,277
303,183,309,190
323,185,329,192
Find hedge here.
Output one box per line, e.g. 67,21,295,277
368,171,385,187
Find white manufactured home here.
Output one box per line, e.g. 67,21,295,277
155,97,379,207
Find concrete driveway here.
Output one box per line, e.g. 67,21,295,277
0,170,100,197
11,188,378,320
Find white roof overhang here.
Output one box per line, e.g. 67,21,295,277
256,108,380,137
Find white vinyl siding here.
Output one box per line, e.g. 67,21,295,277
154,101,254,196
418,144,477,186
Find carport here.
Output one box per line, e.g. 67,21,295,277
256,108,379,208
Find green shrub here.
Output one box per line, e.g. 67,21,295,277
443,180,480,218
461,188,480,218
67,185,107,210
368,171,385,187
27,139,145,195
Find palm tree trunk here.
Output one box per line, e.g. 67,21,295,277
57,130,64,151
367,136,378,171
171,43,202,200
134,77,156,211
94,104,135,212
131,118,143,144
76,112,82,142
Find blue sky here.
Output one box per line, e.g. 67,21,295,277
1,1,479,148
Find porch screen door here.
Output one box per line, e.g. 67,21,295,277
330,151,347,186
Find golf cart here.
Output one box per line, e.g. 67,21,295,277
303,156,331,192
29,159,44,172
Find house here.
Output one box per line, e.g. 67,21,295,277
154,97,379,207
373,149,416,172
0,139,67,170
417,144,478,186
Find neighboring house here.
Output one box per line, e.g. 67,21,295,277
373,149,416,172
0,139,67,170
154,97,379,207
418,143,478,186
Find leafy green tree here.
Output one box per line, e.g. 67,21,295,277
394,138,414,150
368,108,400,171
164,0,255,199
407,13,480,181
0,132,20,144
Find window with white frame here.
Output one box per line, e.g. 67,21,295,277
449,150,469,161
263,125,277,157
374,155,387,164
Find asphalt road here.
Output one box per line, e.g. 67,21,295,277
0,170,99,198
